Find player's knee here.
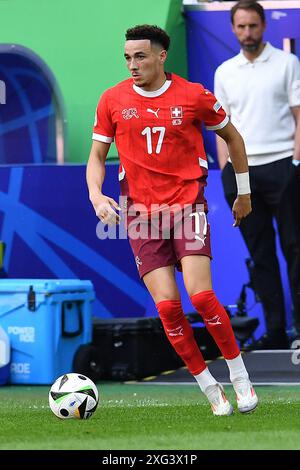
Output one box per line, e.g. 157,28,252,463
190,290,231,329
156,299,184,323
150,289,180,305
190,289,219,318
191,290,224,320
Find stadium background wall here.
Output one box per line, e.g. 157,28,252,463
0,0,187,163
0,164,292,341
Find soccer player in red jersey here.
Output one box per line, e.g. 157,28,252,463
87,25,258,415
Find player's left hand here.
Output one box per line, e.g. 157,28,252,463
232,194,251,227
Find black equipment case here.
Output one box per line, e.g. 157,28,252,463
73,315,221,381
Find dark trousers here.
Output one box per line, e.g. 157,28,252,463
221,157,300,335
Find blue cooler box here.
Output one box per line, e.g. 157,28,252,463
0,279,94,384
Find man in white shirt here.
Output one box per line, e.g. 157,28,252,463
215,0,300,349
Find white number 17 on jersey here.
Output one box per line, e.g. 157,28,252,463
141,126,166,155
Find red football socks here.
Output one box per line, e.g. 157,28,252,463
191,290,240,359
156,299,206,375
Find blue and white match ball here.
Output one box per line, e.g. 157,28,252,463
49,373,99,420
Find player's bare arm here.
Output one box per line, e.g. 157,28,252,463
86,140,121,225
216,133,230,170
215,122,251,227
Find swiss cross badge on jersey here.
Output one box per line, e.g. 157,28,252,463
170,106,183,118
170,106,183,126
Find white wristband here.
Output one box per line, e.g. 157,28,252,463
235,172,251,195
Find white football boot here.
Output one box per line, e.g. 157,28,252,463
204,383,233,416
232,377,258,413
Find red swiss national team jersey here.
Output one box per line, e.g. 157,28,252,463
93,73,228,211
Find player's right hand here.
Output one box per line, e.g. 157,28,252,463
90,193,121,226
232,194,251,227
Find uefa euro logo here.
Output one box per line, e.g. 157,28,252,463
0,80,6,104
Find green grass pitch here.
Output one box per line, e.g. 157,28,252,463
0,383,299,450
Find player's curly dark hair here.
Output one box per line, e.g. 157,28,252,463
231,1,265,24
125,25,170,51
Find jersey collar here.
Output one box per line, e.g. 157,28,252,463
133,78,172,97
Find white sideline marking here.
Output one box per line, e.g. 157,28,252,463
125,381,300,386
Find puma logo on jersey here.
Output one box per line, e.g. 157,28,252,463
147,108,160,118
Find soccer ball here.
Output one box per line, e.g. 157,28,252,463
49,373,99,420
